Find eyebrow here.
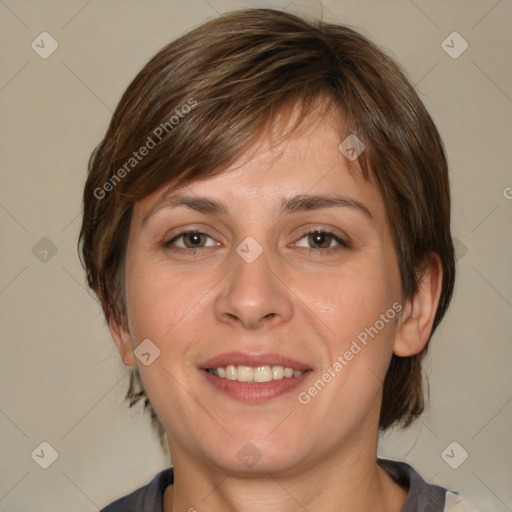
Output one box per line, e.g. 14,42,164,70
142,193,373,225
281,194,372,219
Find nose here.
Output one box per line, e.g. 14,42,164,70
213,245,294,330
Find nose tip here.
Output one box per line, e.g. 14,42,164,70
214,253,293,329
225,309,278,330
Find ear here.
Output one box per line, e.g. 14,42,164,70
108,315,137,367
394,253,443,357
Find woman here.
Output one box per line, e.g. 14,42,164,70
79,8,472,511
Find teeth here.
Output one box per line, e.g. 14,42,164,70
272,366,284,379
225,365,237,380
254,365,271,382
237,365,253,382
208,364,305,383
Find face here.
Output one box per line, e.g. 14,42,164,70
113,109,406,476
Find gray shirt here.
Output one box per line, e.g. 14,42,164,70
100,458,447,511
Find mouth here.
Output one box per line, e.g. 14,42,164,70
199,352,312,402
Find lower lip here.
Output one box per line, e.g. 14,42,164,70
200,369,311,402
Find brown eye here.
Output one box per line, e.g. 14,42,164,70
165,231,218,251
294,230,349,250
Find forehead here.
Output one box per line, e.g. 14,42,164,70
134,107,385,224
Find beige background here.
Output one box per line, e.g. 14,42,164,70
1,0,511,510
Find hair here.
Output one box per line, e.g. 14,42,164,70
79,8,455,447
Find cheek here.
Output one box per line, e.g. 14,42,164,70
123,257,211,419
124,254,215,348
305,257,400,338
295,263,401,424
297,257,402,413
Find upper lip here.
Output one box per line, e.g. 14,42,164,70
199,352,311,371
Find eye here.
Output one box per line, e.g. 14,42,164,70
165,230,219,251
294,230,349,251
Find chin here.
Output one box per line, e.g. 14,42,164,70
195,433,312,477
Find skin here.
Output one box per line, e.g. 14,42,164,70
110,105,442,512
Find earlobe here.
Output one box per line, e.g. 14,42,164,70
108,315,137,367
394,254,443,357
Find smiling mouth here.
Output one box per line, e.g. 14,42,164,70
199,352,312,401
206,365,308,383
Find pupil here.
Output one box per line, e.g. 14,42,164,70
187,233,203,247
310,233,329,248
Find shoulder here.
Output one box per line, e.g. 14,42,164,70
379,458,447,511
379,459,495,512
99,467,174,512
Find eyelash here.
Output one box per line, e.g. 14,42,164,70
164,228,350,256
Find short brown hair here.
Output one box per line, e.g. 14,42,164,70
79,8,455,446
